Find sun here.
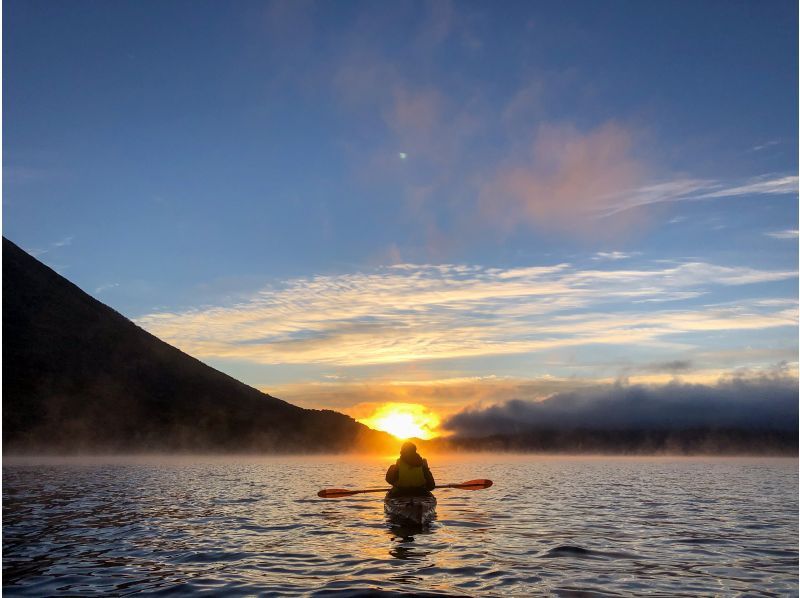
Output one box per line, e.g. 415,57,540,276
374,412,424,439
358,403,440,440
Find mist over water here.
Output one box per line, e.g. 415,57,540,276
443,375,799,436
3,454,798,596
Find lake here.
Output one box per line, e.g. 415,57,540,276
3,454,798,596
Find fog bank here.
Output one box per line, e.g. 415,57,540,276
443,374,799,437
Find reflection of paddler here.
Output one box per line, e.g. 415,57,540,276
385,441,436,497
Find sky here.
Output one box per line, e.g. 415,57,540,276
4,0,798,434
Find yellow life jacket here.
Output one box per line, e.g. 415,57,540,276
396,458,426,488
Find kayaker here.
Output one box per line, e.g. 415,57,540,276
385,441,435,497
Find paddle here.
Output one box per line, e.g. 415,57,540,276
317,478,493,498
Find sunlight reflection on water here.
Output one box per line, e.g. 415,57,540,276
3,454,798,596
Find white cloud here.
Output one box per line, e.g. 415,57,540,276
599,174,798,217
24,235,75,257
52,236,75,248
94,282,120,294
698,175,798,199
751,140,781,152
135,260,797,367
592,251,638,261
765,229,799,240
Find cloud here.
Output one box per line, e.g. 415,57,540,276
94,282,120,294
479,122,647,237
308,5,798,246
765,229,799,240
342,75,792,244
751,140,781,152
698,175,798,199
443,372,799,435
381,85,479,170
270,375,547,413
600,174,798,217
622,359,694,374
135,260,797,367
25,247,50,257
253,4,796,248
325,11,667,243
592,251,638,261
22,235,75,259
52,236,74,248
268,368,741,414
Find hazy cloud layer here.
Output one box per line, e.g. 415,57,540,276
272,375,597,414
269,367,761,415
136,260,797,367
443,373,799,435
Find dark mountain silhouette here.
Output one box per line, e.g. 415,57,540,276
3,237,394,453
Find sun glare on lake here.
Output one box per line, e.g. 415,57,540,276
357,403,440,439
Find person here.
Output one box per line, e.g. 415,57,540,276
385,441,435,497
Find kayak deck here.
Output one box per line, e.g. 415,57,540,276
384,494,437,526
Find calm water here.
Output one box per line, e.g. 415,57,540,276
3,455,798,596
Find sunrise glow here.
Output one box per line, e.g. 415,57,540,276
357,403,440,440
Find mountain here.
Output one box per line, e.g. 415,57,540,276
2,237,394,453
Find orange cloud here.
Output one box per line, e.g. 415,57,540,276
480,122,647,237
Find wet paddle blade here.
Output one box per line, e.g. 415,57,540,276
448,479,493,490
317,487,390,498
317,488,358,498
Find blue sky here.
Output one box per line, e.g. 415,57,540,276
4,0,798,420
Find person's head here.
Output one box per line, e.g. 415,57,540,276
400,441,417,458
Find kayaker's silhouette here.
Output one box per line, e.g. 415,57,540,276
385,441,436,498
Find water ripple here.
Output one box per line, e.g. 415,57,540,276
3,455,798,596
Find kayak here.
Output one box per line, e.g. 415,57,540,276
384,494,437,526
384,494,437,525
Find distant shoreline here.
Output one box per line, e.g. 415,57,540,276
4,450,797,464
